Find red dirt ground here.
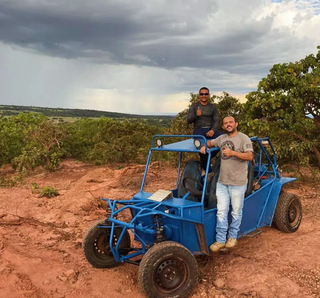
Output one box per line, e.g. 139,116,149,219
0,160,319,298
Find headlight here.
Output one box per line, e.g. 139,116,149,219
194,139,201,149
156,139,162,147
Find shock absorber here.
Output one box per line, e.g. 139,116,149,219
105,204,118,220
154,215,165,242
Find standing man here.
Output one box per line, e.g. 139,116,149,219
200,116,253,252
187,87,222,171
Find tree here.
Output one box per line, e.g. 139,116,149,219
243,46,320,168
215,92,243,125
28,121,66,170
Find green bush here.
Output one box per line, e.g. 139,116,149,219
65,117,163,164
0,175,17,188
47,152,62,172
40,186,59,198
31,182,40,194
12,147,46,173
0,113,47,167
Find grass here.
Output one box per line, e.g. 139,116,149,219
40,186,59,198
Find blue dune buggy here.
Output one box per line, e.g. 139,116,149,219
83,135,302,298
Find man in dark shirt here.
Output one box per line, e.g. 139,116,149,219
187,87,222,171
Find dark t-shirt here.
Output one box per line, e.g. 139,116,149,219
187,102,219,131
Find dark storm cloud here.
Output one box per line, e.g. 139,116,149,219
0,1,214,60
0,0,282,75
0,0,317,85
0,1,145,59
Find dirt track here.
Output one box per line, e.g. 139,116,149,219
0,160,319,298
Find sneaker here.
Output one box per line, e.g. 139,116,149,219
225,238,238,248
209,242,225,252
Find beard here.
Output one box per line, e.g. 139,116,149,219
226,127,237,134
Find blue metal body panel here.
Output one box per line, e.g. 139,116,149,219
203,210,217,245
95,135,297,262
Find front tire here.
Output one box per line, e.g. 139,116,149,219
273,192,302,233
83,219,131,268
139,241,198,298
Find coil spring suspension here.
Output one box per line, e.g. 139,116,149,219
154,215,165,242
105,204,118,220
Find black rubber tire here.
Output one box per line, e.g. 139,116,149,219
245,160,255,197
83,219,131,268
138,241,198,298
273,192,302,233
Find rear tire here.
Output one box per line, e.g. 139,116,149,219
273,192,302,233
83,219,131,268
139,241,198,298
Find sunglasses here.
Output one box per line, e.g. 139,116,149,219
199,93,209,96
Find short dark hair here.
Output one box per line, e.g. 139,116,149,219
199,87,209,93
223,115,237,122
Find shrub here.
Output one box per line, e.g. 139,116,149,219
12,147,46,173
40,186,59,198
31,182,40,194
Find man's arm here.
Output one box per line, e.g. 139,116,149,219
211,105,219,131
223,146,253,161
187,104,197,124
199,139,218,154
206,105,219,137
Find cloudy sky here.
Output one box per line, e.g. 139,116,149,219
0,0,319,115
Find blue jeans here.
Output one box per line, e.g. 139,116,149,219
215,182,247,243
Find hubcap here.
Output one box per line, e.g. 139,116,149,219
94,232,116,256
288,200,300,227
155,258,187,292
288,206,297,223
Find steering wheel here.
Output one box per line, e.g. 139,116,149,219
182,177,203,198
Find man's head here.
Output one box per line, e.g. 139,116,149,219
198,87,210,104
223,116,238,134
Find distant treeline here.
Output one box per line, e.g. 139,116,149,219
0,105,175,127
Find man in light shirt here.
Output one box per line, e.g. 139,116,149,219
200,116,253,251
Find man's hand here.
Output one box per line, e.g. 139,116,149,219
206,130,214,137
196,106,202,116
200,145,206,154
222,145,234,157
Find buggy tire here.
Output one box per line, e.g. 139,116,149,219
83,219,131,268
139,241,198,298
245,160,255,197
273,192,302,233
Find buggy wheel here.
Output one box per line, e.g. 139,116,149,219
273,192,302,233
83,219,131,268
138,241,198,298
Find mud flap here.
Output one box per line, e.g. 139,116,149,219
195,223,209,255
